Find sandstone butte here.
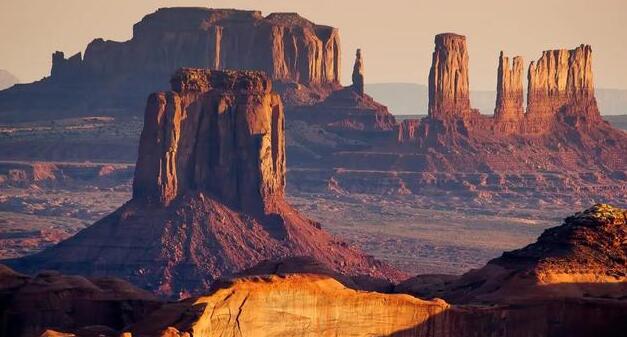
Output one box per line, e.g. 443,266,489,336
2,205,623,337
289,32,625,206
0,8,343,122
4,69,404,297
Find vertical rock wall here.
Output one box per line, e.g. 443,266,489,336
133,68,285,216
527,45,598,121
428,33,471,119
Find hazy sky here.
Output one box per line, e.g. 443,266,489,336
1,0,626,90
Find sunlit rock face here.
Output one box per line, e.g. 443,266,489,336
5,69,403,297
428,33,471,120
133,68,285,216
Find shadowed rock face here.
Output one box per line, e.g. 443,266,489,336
428,33,471,119
5,69,404,297
351,49,365,95
133,69,285,216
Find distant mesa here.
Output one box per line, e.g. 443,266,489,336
0,8,342,122
4,68,403,296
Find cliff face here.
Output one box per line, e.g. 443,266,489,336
400,204,627,304
125,274,627,337
527,45,597,122
133,69,285,216
428,33,471,119
0,8,342,122
62,8,340,87
495,52,524,126
5,69,403,297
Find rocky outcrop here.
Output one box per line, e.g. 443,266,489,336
133,68,285,215
0,8,342,122
5,69,404,296
526,45,599,126
428,33,471,119
125,273,627,337
397,119,420,143
0,265,161,337
399,204,627,304
351,49,364,95
494,52,524,126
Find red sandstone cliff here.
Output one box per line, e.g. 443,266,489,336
0,8,342,122
494,52,524,128
428,33,472,119
398,204,627,304
5,69,403,297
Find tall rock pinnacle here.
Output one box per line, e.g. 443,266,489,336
352,49,365,95
428,33,471,119
494,52,524,122
527,45,598,120
133,68,285,216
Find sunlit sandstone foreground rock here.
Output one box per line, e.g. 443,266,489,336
5,69,403,296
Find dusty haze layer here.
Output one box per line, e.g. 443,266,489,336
1,0,626,92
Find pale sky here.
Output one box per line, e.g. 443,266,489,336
1,0,626,90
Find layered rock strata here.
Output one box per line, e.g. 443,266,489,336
125,273,627,337
527,45,597,119
494,52,524,125
5,69,403,296
428,33,471,119
0,8,342,122
399,204,627,304
132,68,285,215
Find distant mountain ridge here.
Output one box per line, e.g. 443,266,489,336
0,69,18,90
366,83,627,116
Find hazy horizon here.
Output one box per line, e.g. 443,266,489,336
1,0,627,91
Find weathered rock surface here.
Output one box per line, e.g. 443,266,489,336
399,204,627,304
132,68,285,215
124,273,627,337
527,45,597,121
428,33,471,119
0,265,161,337
0,8,341,122
494,52,524,129
5,69,403,297
351,49,365,95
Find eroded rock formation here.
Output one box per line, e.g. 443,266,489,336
351,49,364,95
428,33,471,119
527,45,597,121
494,52,524,126
399,204,627,304
5,69,403,297
0,265,161,337
132,69,285,215
125,273,627,337
0,8,342,122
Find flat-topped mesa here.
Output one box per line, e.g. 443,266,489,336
494,52,524,123
428,33,471,119
133,68,285,216
62,8,341,87
526,45,599,121
352,49,365,95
